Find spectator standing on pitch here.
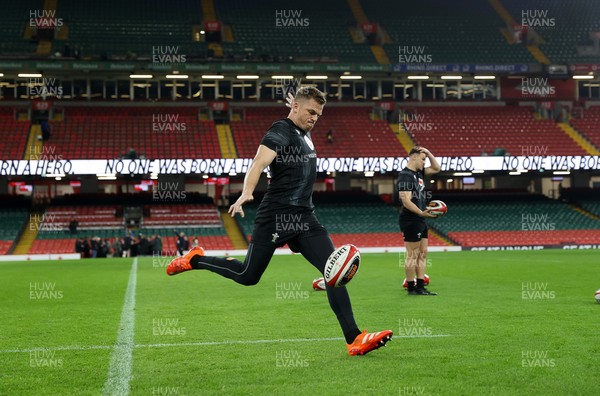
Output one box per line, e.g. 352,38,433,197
139,233,149,256
396,146,440,295
90,237,99,258
112,237,122,258
174,231,187,256
82,237,90,258
122,233,131,257
152,234,163,256
166,87,393,356
74,238,83,256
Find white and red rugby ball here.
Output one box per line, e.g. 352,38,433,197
427,200,448,217
324,244,361,287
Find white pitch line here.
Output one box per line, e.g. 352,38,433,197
102,258,137,396
0,334,453,354
137,337,345,349
0,345,113,354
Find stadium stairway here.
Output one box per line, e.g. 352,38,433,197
347,0,389,64
527,45,551,64
347,0,368,24
488,0,515,25
220,209,248,249
201,0,217,21
428,227,456,246
13,212,40,254
216,124,237,158
35,0,58,56
370,45,390,64
489,0,550,63
24,125,42,160
390,122,416,154
558,123,600,155
569,204,600,221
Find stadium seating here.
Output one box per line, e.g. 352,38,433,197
142,204,222,228
41,205,122,230
362,0,534,64
30,198,234,254
570,106,600,150
403,106,587,156
232,107,405,158
0,209,29,254
558,187,600,217
216,0,374,63
432,191,600,246
47,107,221,159
235,192,451,248
29,238,77,255
0,2,37,55
56,0,206,59
0,110,30,159
449,230,600,247
502,0,600,64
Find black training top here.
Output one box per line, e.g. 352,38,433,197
259,118,317,208
396,167,426,222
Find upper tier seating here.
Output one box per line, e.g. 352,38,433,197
502,0,600,64
0,2,38,55
403,106,586,156
0,110,30,160
47,107,220,159
362,0,534,64
233,107,405,158
57,0,206,59
216,0,374,63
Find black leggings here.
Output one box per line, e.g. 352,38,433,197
190,233,359,339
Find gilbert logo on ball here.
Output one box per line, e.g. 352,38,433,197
324,244,360,287
427,200,448,217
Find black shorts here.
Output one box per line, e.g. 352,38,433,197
251,203,328,251
399,219,428,242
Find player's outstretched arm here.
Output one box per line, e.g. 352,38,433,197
228,145,277,217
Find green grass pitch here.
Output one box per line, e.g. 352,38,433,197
1,250,599,395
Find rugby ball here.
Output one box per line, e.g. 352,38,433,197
595,289,600,304
402,274,430,288
324,244,360,287
427,200,447,217
312,277,326,291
